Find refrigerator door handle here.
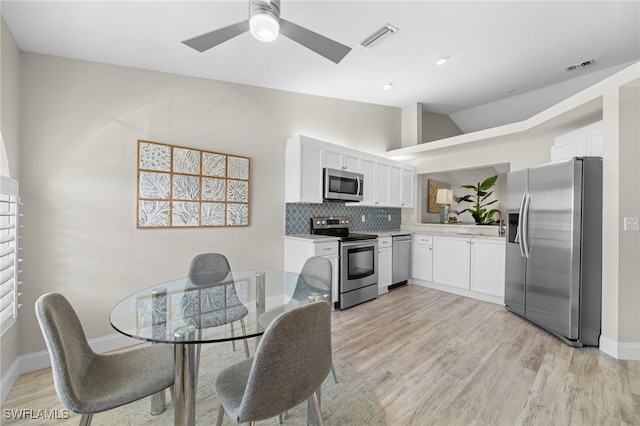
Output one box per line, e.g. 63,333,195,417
516,193,526,256
522,193,531,258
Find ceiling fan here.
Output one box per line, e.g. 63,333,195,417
182,0,352,64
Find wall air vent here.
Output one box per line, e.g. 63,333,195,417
566,59,594,72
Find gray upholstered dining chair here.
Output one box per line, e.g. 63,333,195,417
258,256,338,383
184,253,251,384
215,301,332,426
35,292,174,426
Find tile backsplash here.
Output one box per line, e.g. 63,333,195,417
286,202,401,234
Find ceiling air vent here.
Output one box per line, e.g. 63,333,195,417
566,59,594,72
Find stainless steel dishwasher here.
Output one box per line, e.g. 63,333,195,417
391,234,411,288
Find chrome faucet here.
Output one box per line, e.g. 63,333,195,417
489,209,505,237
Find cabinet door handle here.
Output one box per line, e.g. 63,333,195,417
323,247,331,251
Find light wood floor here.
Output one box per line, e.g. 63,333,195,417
332,285,640,425
4,285,640,425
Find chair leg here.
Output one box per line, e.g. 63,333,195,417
79,413,93,426
311,391,324,426
230,322,237,351
279,410,289,423
240,319,250,358
194,342,202,390
331,360,338,383
216,403,225,426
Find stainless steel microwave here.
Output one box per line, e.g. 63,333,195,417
323,168,364,202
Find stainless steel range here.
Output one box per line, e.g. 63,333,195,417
311,216,378,310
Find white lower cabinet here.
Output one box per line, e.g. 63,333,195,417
412,235,433,282
470,238,506,297
411,234,506,304
433,236,471,289
378,236,392,294
284,238,339,304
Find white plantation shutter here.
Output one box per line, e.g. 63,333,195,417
0,176,21,335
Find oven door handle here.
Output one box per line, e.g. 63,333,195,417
340,240,377,248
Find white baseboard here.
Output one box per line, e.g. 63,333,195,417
410,280,504,305
1,333,143,404
599,335,640,360
1,358,21,404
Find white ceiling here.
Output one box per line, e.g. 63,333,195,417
2,0,639,132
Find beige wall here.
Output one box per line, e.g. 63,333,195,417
1,18,21,178
16,53,400,356
0,18,22,380
422,111,463,143
616,83,640,343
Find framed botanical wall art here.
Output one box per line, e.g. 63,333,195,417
137,140,250,228
427,179,450,213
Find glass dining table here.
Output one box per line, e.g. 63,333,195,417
110,270,330,426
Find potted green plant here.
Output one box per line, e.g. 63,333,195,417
458,175,499,225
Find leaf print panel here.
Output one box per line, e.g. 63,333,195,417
202,177,226,201
139,142,171,172
172,201,200,226
228,156,249,180
203,152,227,177
138,201,170,227
201,203,225,226
173,175,201,200
173,147,201,175
139,171,170,199
227,180,248,202
180,289,201,328
227,203,249,226
136,297,153,327
138,140,250,229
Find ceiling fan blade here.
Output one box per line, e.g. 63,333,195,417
182,20,250,52
280,19,351,64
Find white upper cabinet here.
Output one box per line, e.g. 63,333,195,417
285,135,415,207
401,167,414,208
285,135,323,203
374,162,390,206
324,148,360,172
388,166,402,206
551,121,603,161
360,158,377,205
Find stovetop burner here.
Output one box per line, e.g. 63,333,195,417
310,216,377,242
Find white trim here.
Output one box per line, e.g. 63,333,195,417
599,335,640,360
0,357,20,404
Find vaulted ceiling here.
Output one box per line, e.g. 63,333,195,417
2,1,639,132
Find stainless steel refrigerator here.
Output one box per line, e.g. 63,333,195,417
504,157,602,346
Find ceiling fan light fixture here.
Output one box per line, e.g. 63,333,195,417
250,13,280,42
249,0,281,42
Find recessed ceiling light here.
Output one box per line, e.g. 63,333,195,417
383,83,393,90
434,55,451,66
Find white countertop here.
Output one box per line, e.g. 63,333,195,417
284,225,506,242
402,223,506,240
